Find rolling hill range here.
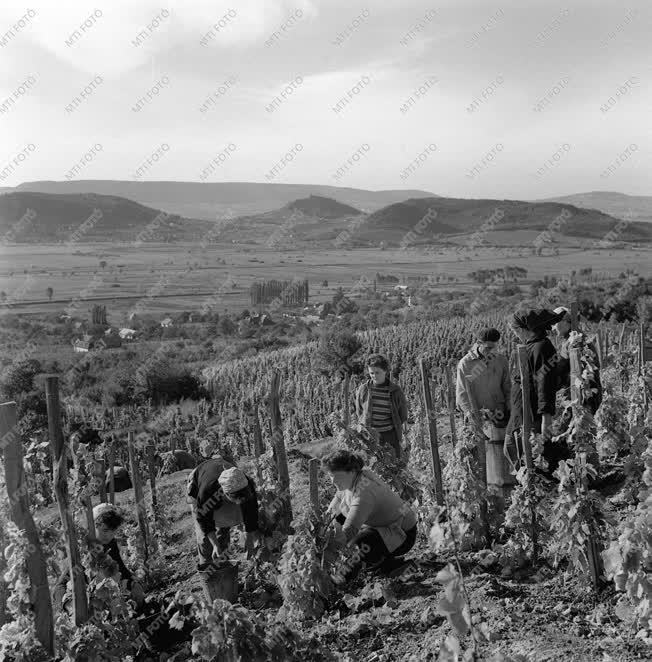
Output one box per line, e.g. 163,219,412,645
8,180,436,220
2,191,651,247
0,192,212,243
352,197,652,246
538,191,652,223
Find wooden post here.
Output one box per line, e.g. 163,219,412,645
269,371,292,530
516,347,538,563
595,328,605,370
342,372,351,428
252,406,264,456
309,458,320,521
127,431,150,565
639,319,645,376
107,441,115,505
146,444,158,511
1,401,55,653
444,364,457,445
94,458,107,503
0,527,6,629
570,301,579,332
459,372,490,541
618,322,626,353
419,360,444,506
569,348,582,424
578,452,603,589
44,376,89,626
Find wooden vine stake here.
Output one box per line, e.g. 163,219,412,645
45,376,89,626
1,401,55,653
569,348,603,589
127,431,150,567
342,371,351,428
269,371,293,532
516,347,538,563
309,458,320,522
146,444,158,511
459,372,490,542
444,364,457,446
569,301,579,332
419,359,444,507
107,439,115,504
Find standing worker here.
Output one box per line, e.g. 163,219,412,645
186,439,260,601
505,308,567,476
456,328,512,506
355,354,409,460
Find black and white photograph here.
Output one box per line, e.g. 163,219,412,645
0,1,651,660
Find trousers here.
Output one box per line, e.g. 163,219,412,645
334,513,417,581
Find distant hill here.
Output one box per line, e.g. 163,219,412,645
285,195,360,218
356,197,652,246
537,191,652,223
0,192,211,243
11,180,436,220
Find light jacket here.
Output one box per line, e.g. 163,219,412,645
355,379,408,442
456,346,510,416
327,468,417,553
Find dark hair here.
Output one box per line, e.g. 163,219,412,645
323,450,365,473
366,354,389,372
477,327,500,342
95,510,124,531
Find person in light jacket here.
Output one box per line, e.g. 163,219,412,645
355,354,409,459
456,327,511,429
324,450,417,584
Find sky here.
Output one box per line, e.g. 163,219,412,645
0,0,650,199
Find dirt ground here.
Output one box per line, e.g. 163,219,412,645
69,464,648,662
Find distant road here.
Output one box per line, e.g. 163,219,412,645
0,289,245,310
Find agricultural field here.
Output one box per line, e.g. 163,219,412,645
0,308,650,661
1,242,649,320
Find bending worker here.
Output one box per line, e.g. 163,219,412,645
324,450,417,585
54,502,145,611
186,445,260,600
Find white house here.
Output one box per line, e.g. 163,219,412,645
394,285,409,292
119,328,137,340
161,317,173,328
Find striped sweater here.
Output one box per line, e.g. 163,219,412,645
369,382,394,432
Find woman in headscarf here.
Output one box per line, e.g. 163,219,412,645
505,308,569,476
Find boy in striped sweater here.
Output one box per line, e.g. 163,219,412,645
355,354,409,459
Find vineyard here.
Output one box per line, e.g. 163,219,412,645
0,309,651,661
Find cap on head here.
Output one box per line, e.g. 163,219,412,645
553,306,570,318
218,467,248,493
476,327,500,342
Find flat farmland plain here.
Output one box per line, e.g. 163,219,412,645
0,242,650,323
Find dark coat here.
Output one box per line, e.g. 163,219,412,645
506,335,561,436
186,458,259,535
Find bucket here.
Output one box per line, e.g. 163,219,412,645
199,561,239,603
484,424,516,488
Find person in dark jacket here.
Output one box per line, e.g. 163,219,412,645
505,308,568,475
186,449,260,599
54,503,144,611
355,354,409,460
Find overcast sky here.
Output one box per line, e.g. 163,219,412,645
0,0,650,199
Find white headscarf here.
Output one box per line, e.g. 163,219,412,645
218,467,248,493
